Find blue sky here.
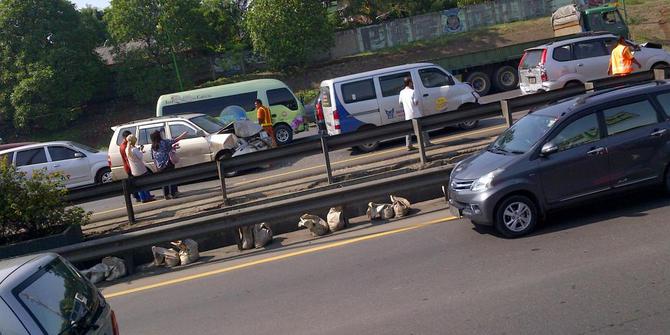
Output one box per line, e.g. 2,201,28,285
72,0,110,9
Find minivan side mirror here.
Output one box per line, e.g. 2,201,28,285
540,142,559,157
74,152,85,159
196,130,206,137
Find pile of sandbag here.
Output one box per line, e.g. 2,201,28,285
367,195,411,220
152,238,200,268
238,223,274,250
298,207,348,236
81,257,127,284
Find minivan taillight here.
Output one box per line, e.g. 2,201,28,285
107,154,112,168
111,310,120,335
333,109,341,130
540,48,547,65
539,49,548,82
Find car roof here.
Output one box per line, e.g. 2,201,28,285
0,141,81,155
322,63,438,85
158,79,286,102
0,254,43,285
526,32,616,51
111,113,203,130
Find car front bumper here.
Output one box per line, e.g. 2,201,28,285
447,187,497,225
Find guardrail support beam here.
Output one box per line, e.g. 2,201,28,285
655,68,667,80
121,179,136,224
500,100,513,128
320,135,334,184
217,161,230,206
412,119,428,167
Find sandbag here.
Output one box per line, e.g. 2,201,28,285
390,195,411,218
81,263,110,284
172,239,200,265
253,223,273,248
327,206,347,232
298,214,330,236
367,202,395,220
239,226,255,250
152,246,180,267
101,257,127,281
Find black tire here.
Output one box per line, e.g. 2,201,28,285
215,149,233,161
466,71,492,96
494,195,538,238
493,65,519,92
274,124,293,146
564,80,582,88
456,103,480,130
354,125,379,153
652,62,669,70
95,167,113,185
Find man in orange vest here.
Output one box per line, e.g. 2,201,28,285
608,36,641,76
255,99,277,147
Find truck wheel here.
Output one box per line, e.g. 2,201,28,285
274,124,293,146
493,66,519,92
466,72,491,96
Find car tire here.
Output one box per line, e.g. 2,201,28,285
274,124,293,146
494,195,538,238
493,65,519,92
456,103,480,130
95,167,113,185
353,125,380,153
466,71,491,96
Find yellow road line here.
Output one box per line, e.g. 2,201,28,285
104,216,458,299
93,124,505,216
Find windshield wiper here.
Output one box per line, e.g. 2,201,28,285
488,144,509,154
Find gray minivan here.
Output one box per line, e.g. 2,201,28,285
0,253,119,335
448,80,670,237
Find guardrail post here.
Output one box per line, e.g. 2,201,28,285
585,82,595,93
500,100,513,128
121,179,136,224
217,160,230,206
412,119,427,167
655,68,667,80
320,135,334,184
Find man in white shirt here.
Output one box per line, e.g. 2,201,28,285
399,77,432,151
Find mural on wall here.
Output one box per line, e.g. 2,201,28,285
412,14,441,41
386,18,413,47
359,24,388,51
442,8,465,33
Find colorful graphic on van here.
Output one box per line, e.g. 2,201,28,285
384,109,395,120
435,97,448,111
334,94,365,133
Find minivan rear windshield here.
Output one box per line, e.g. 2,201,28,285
490,114,557,154
520,50,544,69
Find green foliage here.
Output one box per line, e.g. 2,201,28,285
0,0,106,132
79,6,110,47
201,0,248,53
0,158,90,245
245,0,334,69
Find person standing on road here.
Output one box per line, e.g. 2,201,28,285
151,129,187,199
119,130,141,202
125,134,155,203
399,77,433,151
608,36,641,76
255,99,277,148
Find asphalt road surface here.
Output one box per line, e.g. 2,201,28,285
105,189,670,334
81,90,521,216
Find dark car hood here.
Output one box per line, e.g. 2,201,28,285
451,149,519,180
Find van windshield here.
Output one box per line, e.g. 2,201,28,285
489,114,557,155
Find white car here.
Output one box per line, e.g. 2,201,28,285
0,141,111,188
519,33,670,95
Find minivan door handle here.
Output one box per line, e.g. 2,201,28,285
587,147,607,156
651,129,668,137
577,63,584,67
423,94,429,97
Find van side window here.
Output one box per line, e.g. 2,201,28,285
552,44,573,62
48,146,79,161
654,92,670,117
15,148,47,166
379,72,410,97
342,79,376,103
168,123,197,139
419,68,454,88
267,88,298,110
116,126,136,145
163,92,258,116
552,114,600,152
139,125,165,145
603,100,660,136
574,40,608,59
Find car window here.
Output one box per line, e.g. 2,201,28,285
603,11,623,25
552,45,573,62
603,38,618,53
0,152,13,165
342,79,376,103
521,49,544,68
491,114,557,154
419,68,454,88
267,88,298,111
552,114,600,152
48,146,80,161
379,72,410,97
654,92,670,117
15,148,47,166
169,122,197,139
320,86,332,108
574,40,608,59
603,100,660,136
190,115,225,133
139,125,165,146
116,126,136,146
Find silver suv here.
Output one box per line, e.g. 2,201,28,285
448,81,670,237
519,33,670,95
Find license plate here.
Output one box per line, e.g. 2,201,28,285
528,77,536,84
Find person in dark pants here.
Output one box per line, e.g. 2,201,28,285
119,130,141,201
150,129,187,199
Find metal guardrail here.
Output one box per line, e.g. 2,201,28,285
66,69,668,223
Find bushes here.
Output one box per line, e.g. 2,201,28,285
0,158,90,245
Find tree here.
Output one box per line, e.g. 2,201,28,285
0,0,106,131
79,6,110,47
201,0,248,54
245,0,334,69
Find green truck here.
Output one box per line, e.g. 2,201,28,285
431,3,630,96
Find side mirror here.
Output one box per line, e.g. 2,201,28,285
74,152,85,158
540,142,558,157
196,130,206,137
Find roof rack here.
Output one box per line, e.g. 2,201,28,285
574,80,667,105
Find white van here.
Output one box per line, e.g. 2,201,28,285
319,63,480,151
156,79,307,145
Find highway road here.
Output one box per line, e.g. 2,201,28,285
104,189,670,334
81,90,521,217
